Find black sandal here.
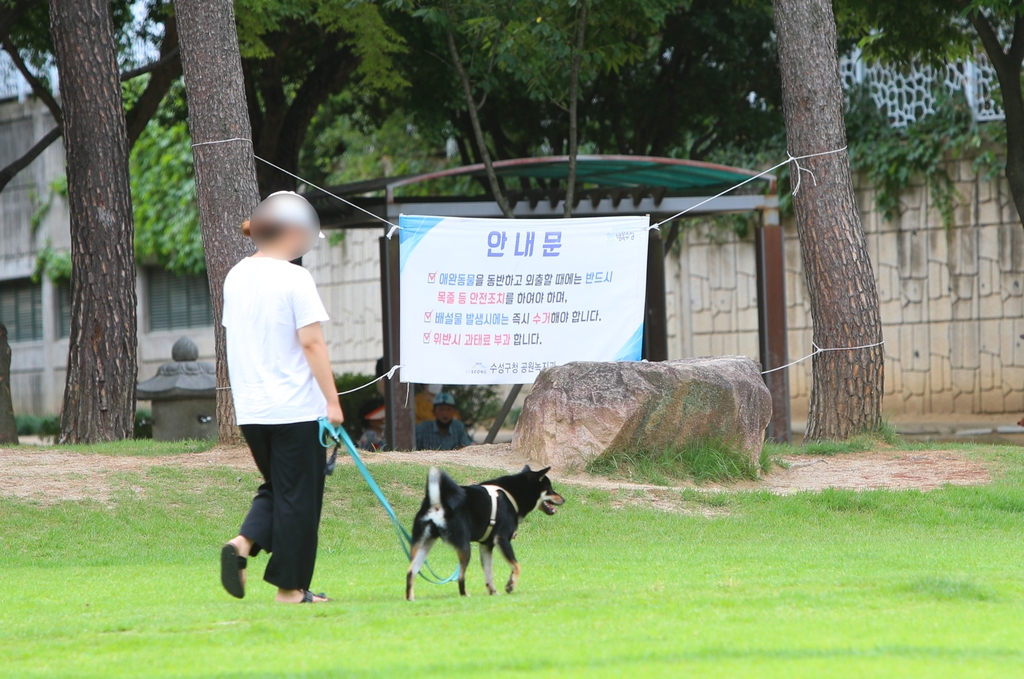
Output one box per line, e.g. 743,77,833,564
220,543,247,599
300,590,331,603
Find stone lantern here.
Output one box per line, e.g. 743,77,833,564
137,336,217,442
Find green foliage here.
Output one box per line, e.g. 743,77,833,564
32,242,72,284
444,384,501,431
836,0,1023,65
15,409,153,441
507,406,522,427
588,438,762,484
130,120,205,275
493,0,671,107
134,409,153,440
14,414,60,439
304,100,467,195
846,88,1002,229
28,175,66,235
236,0,408,92
334,372,384,441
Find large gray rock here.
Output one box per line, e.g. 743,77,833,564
512,356,772,471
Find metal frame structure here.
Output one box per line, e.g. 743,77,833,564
316,156,790,447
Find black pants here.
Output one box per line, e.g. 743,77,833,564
239,420,326,591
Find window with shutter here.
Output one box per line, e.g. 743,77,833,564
0,279,43,342
148,269,213,331
57,283,72,338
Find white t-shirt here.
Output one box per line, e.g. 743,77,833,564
222,257,330,425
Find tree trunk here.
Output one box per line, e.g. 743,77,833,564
0,323,17,444
961,8,1024,230
50,0,138,444
564,0,587,219
772,0,884,440
174,0,259,443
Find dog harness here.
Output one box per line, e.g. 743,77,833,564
478,485,519,542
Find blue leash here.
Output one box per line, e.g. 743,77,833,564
318,419,459,585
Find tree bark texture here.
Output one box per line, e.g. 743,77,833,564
772,0,884,440
50,0,138,443
0,323,18,444
175,0,259,443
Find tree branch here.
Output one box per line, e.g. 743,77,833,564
123,14,181,148
0,125,61,194
1009,13,1024,65
564,0,587,218
120,45,179,81
0,36,61,125
443,2,513,218
959,1,1011,76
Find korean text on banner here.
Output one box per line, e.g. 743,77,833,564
399,215,649,385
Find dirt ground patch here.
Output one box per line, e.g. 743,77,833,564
0,443,992,510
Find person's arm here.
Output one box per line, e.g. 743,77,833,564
298,322,344,426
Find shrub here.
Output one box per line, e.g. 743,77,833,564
443,384,501,432
335,372,383,441
134,409,153,439
15,414,60,438
587,438,761,485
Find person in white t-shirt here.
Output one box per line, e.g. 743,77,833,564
218,192,343,605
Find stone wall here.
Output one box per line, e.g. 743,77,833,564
305,229,384,376
669,154,1024,418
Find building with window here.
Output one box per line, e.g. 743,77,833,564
0,98,382,417
0,99,220,415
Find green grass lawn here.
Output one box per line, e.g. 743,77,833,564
3,442,1024,678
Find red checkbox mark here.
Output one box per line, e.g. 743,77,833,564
422,333,431,343
424,310,433,322
427,270,438,283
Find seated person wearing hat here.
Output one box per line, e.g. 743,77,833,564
415,392,473,450
357,401,387,452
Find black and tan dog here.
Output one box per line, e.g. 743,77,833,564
406,465,564,601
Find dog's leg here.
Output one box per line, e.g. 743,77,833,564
406,537,435,602
495,536,521,594
480,544,497,595
456,544,473,597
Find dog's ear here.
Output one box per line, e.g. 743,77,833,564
535,466,551,478
521,464,532,474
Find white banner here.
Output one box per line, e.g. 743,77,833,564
398,215,649,385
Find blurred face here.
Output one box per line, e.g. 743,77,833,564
252,222,318,261
248,192,321,260
434,404,455,425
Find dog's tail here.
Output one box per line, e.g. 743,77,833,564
426,466,466,512
428,466,443,508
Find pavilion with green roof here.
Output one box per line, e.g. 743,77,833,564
313,155,790,444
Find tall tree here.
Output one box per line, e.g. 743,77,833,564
837,0,1024,227
236,0,406,196
773,0,885,440
0,0,181,194
49,0,138,443
0,324,17,444
174,0,259,442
